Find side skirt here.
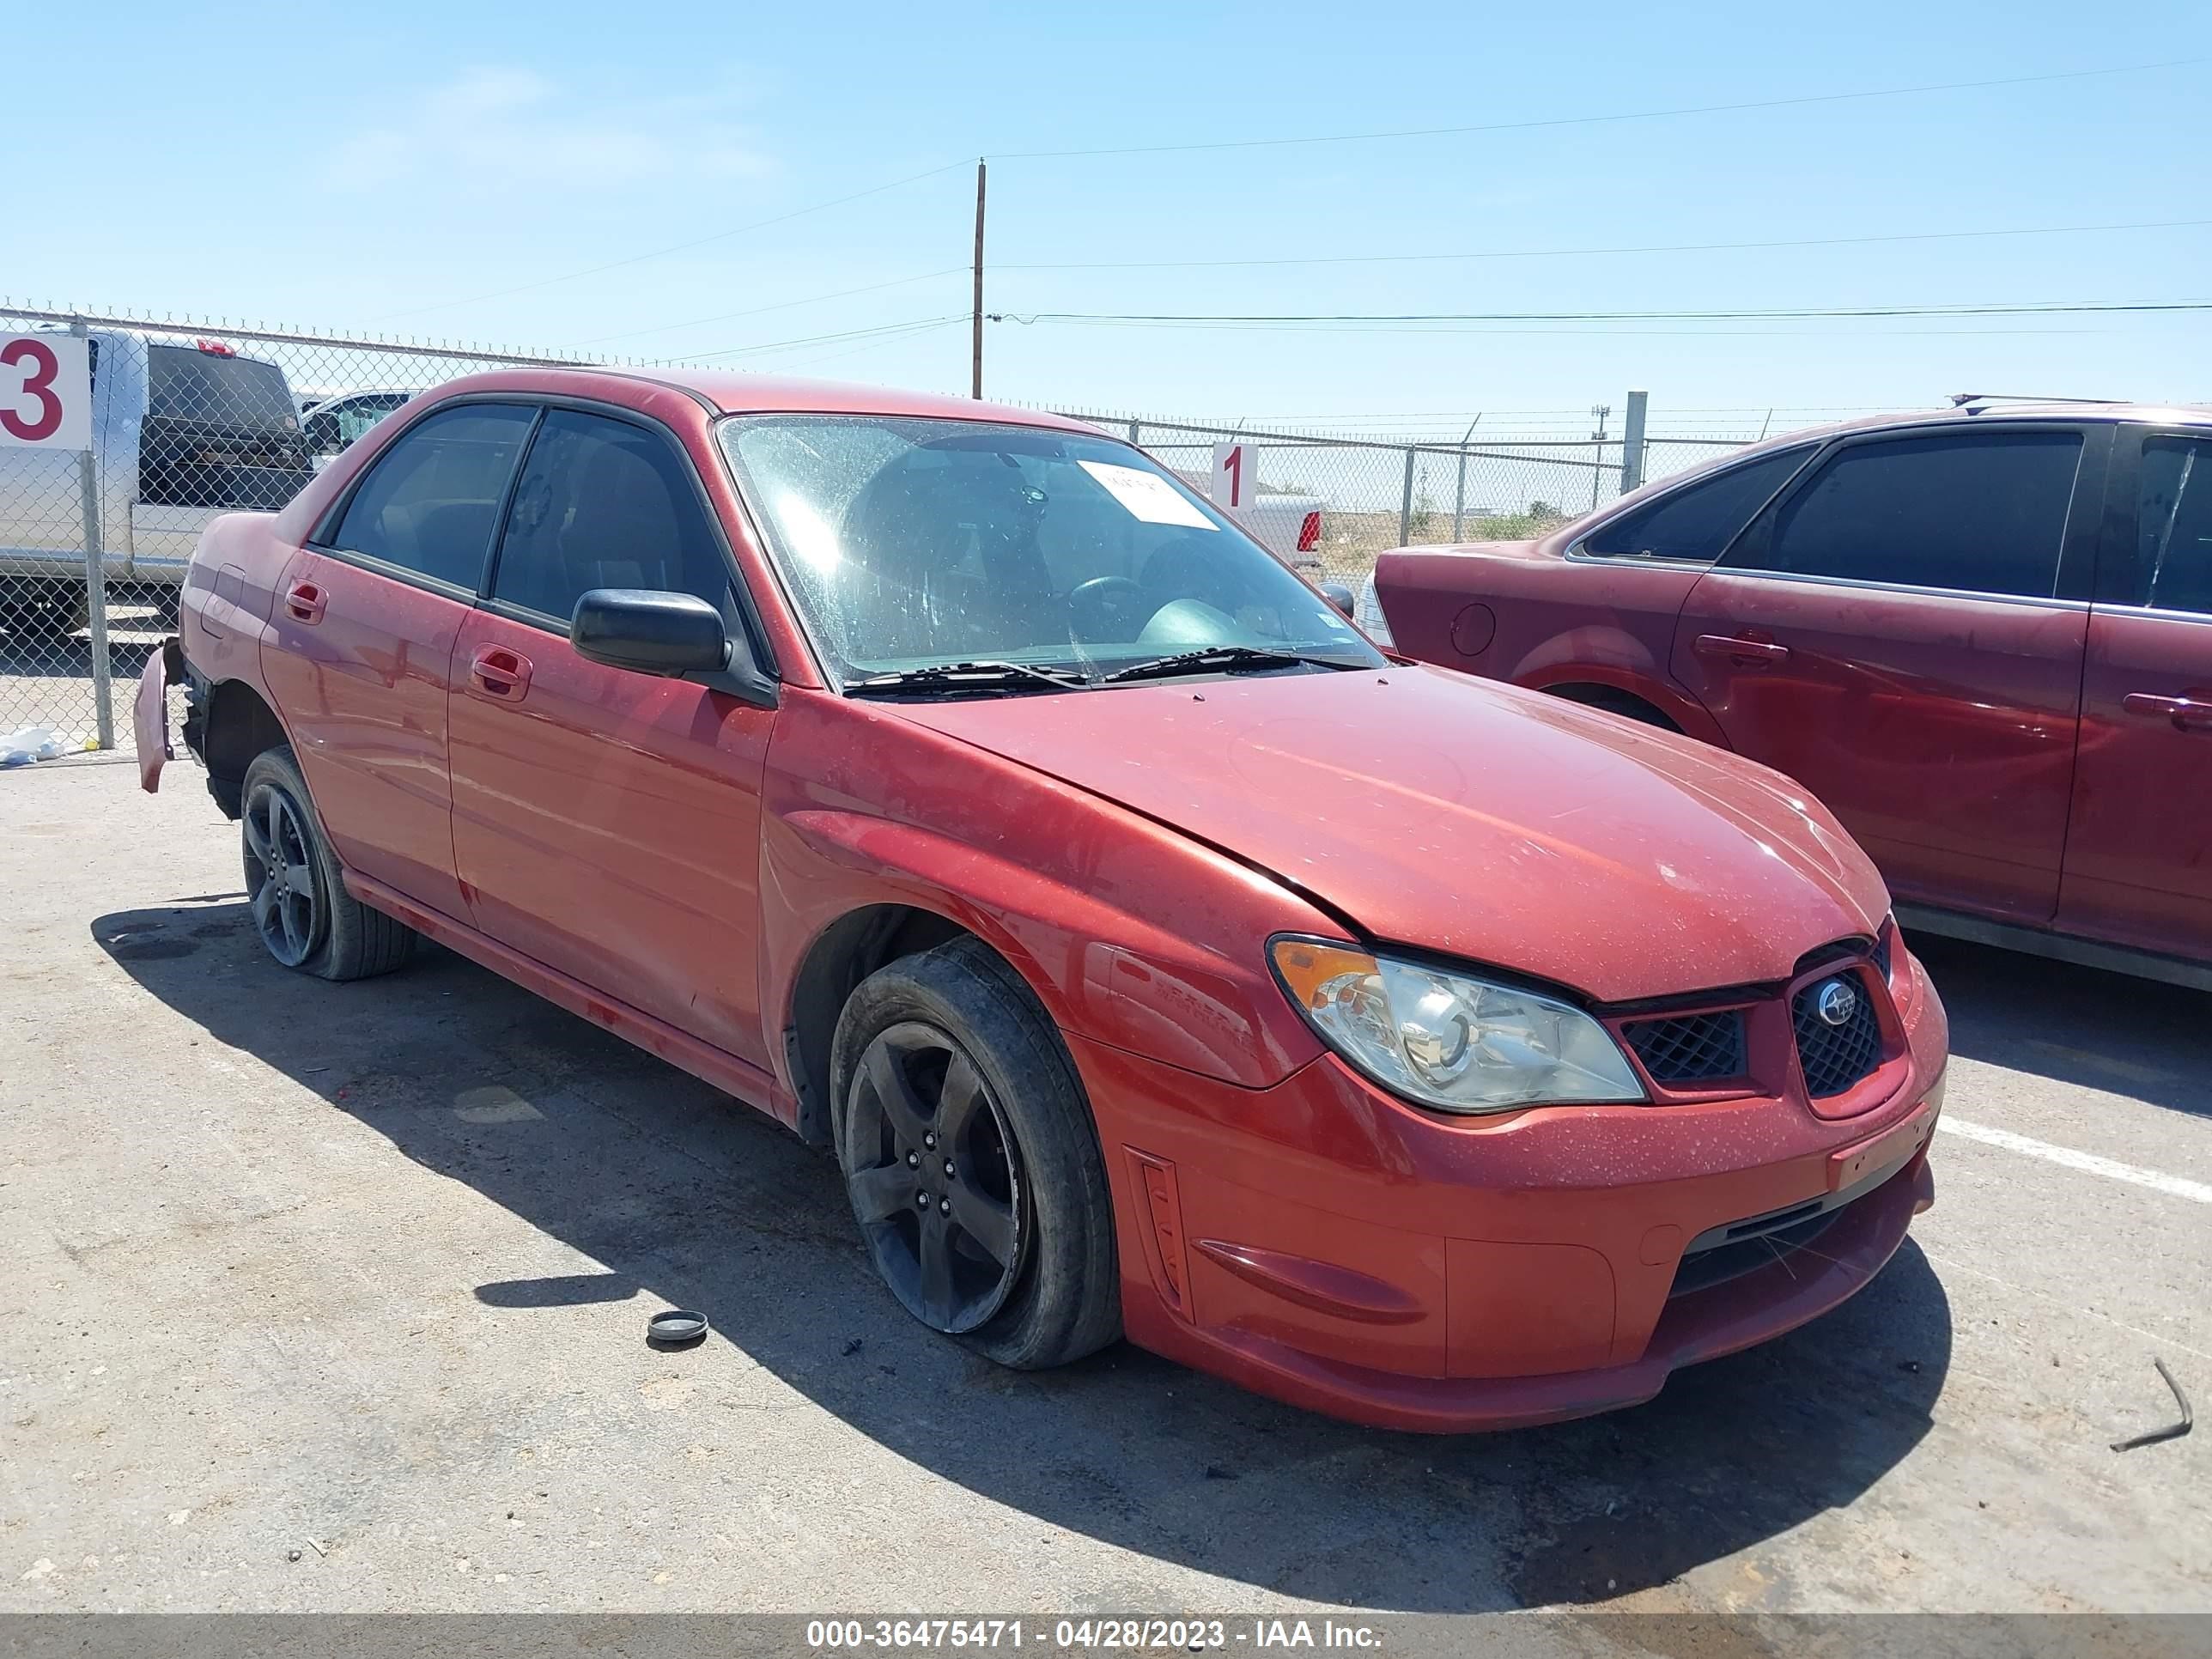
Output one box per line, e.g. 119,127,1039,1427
1896,902,2212,993
345,872,799,1129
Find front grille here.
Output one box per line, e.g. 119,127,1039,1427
1622,1009,1747,1085
1872,932,1893,982
1792,970,1882,1097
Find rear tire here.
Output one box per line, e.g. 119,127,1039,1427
831,936,1120,1370
240,745,417,981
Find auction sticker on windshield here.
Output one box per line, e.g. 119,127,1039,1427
1079,459,1217,529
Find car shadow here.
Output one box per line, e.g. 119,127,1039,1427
94,898,1954,1612
1906,931,2212,1120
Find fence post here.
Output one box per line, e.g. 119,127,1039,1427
1399,447,1417,546
1127,420,1141,446
1620,388,1649,497
72,318,114,751
1451,448,1469,540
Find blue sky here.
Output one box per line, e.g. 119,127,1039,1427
15,0,2209,434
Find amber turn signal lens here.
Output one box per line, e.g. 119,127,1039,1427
1270,939,1381,1009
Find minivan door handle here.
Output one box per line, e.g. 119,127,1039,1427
2123,691,2212,732
1693,633,1791,667
284,579,326,624
469,644,534,702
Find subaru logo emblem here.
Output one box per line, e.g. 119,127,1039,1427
1814,977,1859,1027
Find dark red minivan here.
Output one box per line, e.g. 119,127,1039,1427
137,368,1947,1432
1369,402,2212,988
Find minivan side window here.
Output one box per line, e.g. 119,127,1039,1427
1728,431,2083,600
329,404,538,591
1581,446,1810,561
488,410,732,626
2136,438,2212,617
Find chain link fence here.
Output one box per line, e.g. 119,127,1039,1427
1056,410,1747,586
2,302,1765,758
0,306,636,760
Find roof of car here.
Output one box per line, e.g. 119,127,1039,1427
1745,399,2212,447
533,366,1099,431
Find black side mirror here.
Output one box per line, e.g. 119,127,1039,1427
572,588,731,677
1319,581,1356,618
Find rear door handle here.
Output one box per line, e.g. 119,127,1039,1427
1693,633,1791,667
2123,691,2212,732
469,644,534,701
284,580,326,624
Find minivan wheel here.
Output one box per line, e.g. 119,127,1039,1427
831,938,1120,1369
239,746,418,981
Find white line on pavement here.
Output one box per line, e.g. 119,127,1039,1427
1941,1115,2212,1206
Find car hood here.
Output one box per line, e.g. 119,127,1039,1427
891,665,1889,1003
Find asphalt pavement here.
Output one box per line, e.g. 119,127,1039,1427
2,760,2204,1617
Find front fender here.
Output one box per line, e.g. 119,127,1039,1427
758,695,1335,1097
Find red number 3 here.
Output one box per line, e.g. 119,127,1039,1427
1,338,65,442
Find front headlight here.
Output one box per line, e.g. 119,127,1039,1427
1353,574,1395,648
1270,938,1644,1114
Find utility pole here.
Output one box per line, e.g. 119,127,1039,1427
970,159,987,399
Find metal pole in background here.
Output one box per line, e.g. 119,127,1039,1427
1399,447,1417,546
969,160,987,400
1450,416,1479,540
1128,420,1140,446
72,318,113,750
1587,404,1611,514
1620,388,1649,496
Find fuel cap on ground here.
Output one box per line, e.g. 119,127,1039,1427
647,1310,708,1347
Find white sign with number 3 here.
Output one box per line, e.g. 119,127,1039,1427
0,332,93,450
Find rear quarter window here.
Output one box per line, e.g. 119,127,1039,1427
1581,447,1811,561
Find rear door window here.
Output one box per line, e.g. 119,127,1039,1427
489,410,732,626
330,404,538,591
1582,446,1811,561
1730,430,2083,599
2134,438,2212,617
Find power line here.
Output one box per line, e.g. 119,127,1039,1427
782,317,966,372
994,216,2212,275
373,160,970,324
572,267,968,346
673,313,967,364
990,56,2201,160
992,299,2212,327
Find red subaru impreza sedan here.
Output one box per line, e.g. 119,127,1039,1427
137,368,1945,1432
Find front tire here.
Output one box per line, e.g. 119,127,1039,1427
831,937,1120,1369
240,745,417,981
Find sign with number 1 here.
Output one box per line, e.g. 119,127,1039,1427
0,333,94,450
1211,441,1246,509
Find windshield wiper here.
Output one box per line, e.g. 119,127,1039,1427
846,660,1094,698
1101,646,1367,684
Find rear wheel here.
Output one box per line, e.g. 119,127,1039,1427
831,937,1119,1369
240,746,417,981
1546,684,1681,732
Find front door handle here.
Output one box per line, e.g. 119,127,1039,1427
284,579,326,624
2123,691,2212,732
1693,633,1791,667
469,644,534,701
